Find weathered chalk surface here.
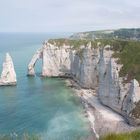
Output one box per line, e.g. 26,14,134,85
28,41,140,125
0,53,17,86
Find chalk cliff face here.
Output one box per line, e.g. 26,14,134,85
98,49,121,112
70,42,99,88
28,41,140,125
98,47,140,125
28,48,43,76
42,43,71,77
0,53,17,86
122,79,140,124
28,42,99,88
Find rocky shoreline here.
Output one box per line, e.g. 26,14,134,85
65,79,139,139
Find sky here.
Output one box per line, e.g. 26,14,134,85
0,0,140,32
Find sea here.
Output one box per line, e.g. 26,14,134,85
0,33,92,140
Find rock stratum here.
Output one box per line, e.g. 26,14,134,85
0,53,17,86
28,39,140,126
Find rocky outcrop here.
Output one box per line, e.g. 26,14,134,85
98,47,140,125
28,48,43,76
28,42,99,89
41,43,71,77
28,40,140,125
0,53,17,86
98,47,121,112
70,42,99,88
122,79,140,125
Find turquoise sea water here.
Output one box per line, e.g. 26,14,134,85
0,33,92,140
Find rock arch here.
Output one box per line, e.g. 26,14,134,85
28,48,43,76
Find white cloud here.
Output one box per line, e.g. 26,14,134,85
0,0,140,32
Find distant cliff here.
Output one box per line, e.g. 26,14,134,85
28,38,140,126
70,28,140,41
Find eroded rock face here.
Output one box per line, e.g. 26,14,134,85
0,53,17,86
28,41,140,125
41,43,71,77
122,79,140,125
28,48,43,76
99,57,121,112
98,48,140,125
69,42,99,88
28,42,99,88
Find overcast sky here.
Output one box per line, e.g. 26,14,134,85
0,0,140,32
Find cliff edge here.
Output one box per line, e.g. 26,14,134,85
28,39,140,126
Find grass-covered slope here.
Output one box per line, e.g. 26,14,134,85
113,41,140,83
70,28,140,40
99,130,140,140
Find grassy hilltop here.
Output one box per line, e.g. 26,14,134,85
70,28,140,41
96,39,140,83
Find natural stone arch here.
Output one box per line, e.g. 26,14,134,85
28,48,43,76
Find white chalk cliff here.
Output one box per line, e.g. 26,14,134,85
28,48,43,76
28,41,140,125
98,47,140,125
0,53,17,86
28,42,99,88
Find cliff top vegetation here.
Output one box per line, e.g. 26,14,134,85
70,28,140,41
99,129,140,140
103,39,140,83
48,38,98,49
48,38,140,83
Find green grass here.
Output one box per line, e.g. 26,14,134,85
90,38,140,83
100,130,140,140
108,39,140,83
71,28,140,40
0,135,40,140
